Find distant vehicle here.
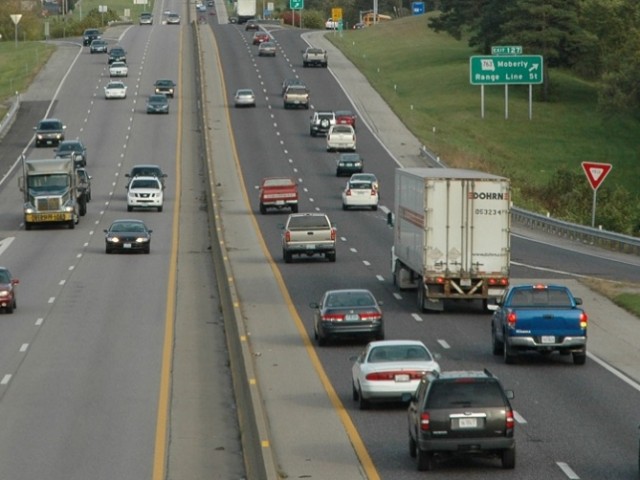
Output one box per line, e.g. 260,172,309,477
76,167,92,203
139,12,153,24
325,18,341,29
82,28,100,46
109,61,128,77
335,110,357,130
351,340,440,409
104,81,127,99
302,47,328,68
259,177,298,214
326,124,356,152
236,0,257,23
309,111,335,137
234,88,256,107
352,22,366,29
0,267,19,314
283,85,310,109
125,164,168,189
336,153,363,177
350,172,378,191
342,177,378,210
258,41,276,57
166,12,181,24
491,284,588,365
362,12,392,26
154,79,176,97
89,38,108,53
281,212,336,263
34,118,66,147
252,31,270,44
104,219,152,254
311,289,384,346
245,20,259,30
146,94,170,114
54,139,87,167
127,176,164,212
406,370,516,471
108,46,127,64
229,16,238,24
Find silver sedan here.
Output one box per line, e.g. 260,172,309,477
234,88,256,107
351,340,440,409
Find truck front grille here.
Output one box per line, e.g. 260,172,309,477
36,197,62,211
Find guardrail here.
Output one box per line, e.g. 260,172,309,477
0,93,21,142
419,145,640,256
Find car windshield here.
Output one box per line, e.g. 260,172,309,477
112,222,145,233
0,271,10,283
288,216,329,230
58,143,79,152
131,179,160,189
332,126,352,133
325,291,375,308
149,96,166,103
368,345,431,363
349,181,372,190
39,121,61,130
426,381,506,409
131,167,162,177
263,178,294,187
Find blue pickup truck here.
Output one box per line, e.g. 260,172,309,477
491,284,588,365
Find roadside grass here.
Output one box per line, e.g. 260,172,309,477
580,278,640,319
0,42,56,119
329,15,640,207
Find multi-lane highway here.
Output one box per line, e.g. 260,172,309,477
0,3,638,479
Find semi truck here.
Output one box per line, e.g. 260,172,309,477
18,157,86,230
236,0,256,24
391,168,511,312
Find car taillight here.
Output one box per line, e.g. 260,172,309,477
330,228,336,241
322,313,344,322
345,189,352,196
505,408,514,430
371,189,377,197
506,311,517,326
285,231,291,242
366,371,426,381
359,312,381,321
488,277,509,286
579,312,588,329
420,412,430,431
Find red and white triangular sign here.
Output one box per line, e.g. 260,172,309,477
581,162,612,190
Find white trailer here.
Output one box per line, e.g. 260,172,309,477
391,168,511,312
236,0,256,23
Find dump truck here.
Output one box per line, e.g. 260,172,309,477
391,168,511,312
18,157,86,230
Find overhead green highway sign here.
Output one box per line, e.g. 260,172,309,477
290,0,303,9
469,55,543,85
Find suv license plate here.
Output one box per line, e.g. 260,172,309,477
305,244,315,250
345,314,359,321
458,418,478,428
541,336,555,344
395,374,410,382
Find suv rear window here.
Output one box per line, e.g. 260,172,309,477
426,380,507,409
288,215,330,229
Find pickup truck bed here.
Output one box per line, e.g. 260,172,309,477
259,177,298,214
491,284,588,365
303,48,328,68
282,213,336,263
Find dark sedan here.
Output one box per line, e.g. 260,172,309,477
104,219,152,254
146,94,169,114
154,79,176,97
34,118,66,147
54,139,87,167
0,267,18,314
336,153,364,176
311,289,385,346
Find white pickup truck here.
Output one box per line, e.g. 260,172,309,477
302,47,328,68
282,213,336,263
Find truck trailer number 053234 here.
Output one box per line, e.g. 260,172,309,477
475,208,509,215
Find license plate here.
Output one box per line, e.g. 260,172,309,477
541,336,555,344
275,200,284,205
305,244,315,250
458,418,478,428
345,313,359,321
124,243,132,249
35,213,66,221
395,374,410,382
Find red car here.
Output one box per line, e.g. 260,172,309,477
0,267,18,314
335,110,357,130
252,32,270,45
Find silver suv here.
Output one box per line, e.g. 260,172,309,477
406,370,515,471
309,111,336,137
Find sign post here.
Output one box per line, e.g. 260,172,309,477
10,14,22,49
581,162,613,228
289,0,303,27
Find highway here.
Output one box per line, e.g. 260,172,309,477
0,3,638,479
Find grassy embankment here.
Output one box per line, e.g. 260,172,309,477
328,15,640,317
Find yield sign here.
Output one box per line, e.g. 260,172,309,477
581,162,612,190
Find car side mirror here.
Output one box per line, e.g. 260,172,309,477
574,297,582,306
504,389,514,399
309,302,319,309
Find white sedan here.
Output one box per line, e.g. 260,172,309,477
234,88,256,107
326,124,356,152
351,340,440,409
342,177,379,210
104,81,127,99
109,61,128,77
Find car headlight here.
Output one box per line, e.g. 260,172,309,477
0,289,9,298
65,205,74,213
107,237,120,243
136,237,149,243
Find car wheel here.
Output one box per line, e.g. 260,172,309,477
327,252,336,262
409,432,417,458
78,196,87,216
5,301,13,314
503,337,516,364
501,446,516,469
105,246,112,254
492,325,503,355
291,204,298,213
310,130,315,137
259,203,267,214
358,387,370,410
372,205,378,211
144,244,151,254
416,448,434,471
127,206,133,212
158,206,163,212
342,203,348,211
573,351,587,365
283,249,292,264
25,222,32,231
